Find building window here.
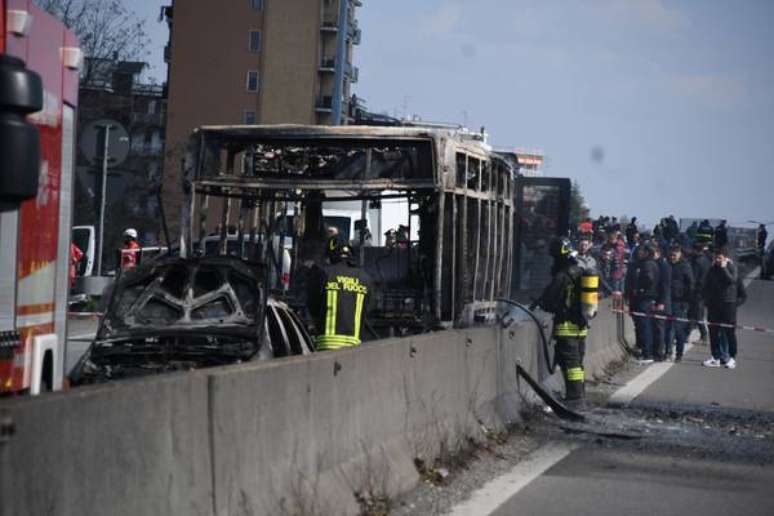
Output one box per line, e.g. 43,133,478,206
249,0,263,11
246,70,259,92
244,110,257,124
249,30,261,52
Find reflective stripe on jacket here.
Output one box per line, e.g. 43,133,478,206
307,261,372,351
555,321,589,338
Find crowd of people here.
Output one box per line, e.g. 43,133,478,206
571,215,758,370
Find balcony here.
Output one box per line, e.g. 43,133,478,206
320,19,338,32
319,58,336,72
315,95,333,113
351,28,362,45
348,18,359,37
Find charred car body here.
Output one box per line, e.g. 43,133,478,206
69,256,313,385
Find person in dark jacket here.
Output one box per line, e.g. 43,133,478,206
625,242,660,364
663,215,678,243
702,246,738,369
653,245,672,361
714,220,729,249
653,222,664,248
689,242,712,343
665,244,694,361
307,243,373,351
625,218,638,248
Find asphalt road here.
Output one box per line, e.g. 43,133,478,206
449,278,774,516
627,278,774,413
493,446,774,516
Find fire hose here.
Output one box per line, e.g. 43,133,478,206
497,298,556,376
497,298,587,422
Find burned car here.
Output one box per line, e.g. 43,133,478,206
69,255,313,385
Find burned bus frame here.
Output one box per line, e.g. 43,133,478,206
180,125,517,332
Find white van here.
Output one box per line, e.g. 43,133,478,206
71,225,95,277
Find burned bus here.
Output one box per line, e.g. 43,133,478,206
179,125,569,338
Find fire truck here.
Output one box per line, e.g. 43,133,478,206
0,0,80,394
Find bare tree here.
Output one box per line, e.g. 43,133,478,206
36,0,150,82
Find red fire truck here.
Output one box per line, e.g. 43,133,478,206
0,0,80,394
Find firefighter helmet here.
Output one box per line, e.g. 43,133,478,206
549,238,577,260
123,228,138,239
327,237,352,263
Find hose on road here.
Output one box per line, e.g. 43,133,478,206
497,298,556,376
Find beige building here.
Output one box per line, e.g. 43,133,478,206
162,0,363,232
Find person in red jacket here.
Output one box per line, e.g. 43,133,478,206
69,242,84,288
119,228,141,270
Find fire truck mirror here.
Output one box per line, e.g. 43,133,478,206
0,55,44,209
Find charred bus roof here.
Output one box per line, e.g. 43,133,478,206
186,124,506,192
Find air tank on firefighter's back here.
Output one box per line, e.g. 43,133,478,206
580,272,599,319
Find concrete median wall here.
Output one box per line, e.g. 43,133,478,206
0,373,213,516
0,300,630,516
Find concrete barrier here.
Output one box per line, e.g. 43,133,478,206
0,299,630,516
207,327,521,515
0,373,213,516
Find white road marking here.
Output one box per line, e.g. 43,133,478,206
743,266,759,287
445,442,577,516
609,325,701,406
608,348,691,406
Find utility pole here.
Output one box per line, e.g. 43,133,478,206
96,124,113,276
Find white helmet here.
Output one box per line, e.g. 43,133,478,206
123,228,138,239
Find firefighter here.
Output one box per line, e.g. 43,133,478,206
306,241,373,350
119,228,141,270
534,238,596,405
696,219,714,245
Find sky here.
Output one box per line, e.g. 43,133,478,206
133,0,774,229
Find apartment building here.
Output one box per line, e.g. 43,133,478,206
162,0,363,231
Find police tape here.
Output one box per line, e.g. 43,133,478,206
610,307,774,335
